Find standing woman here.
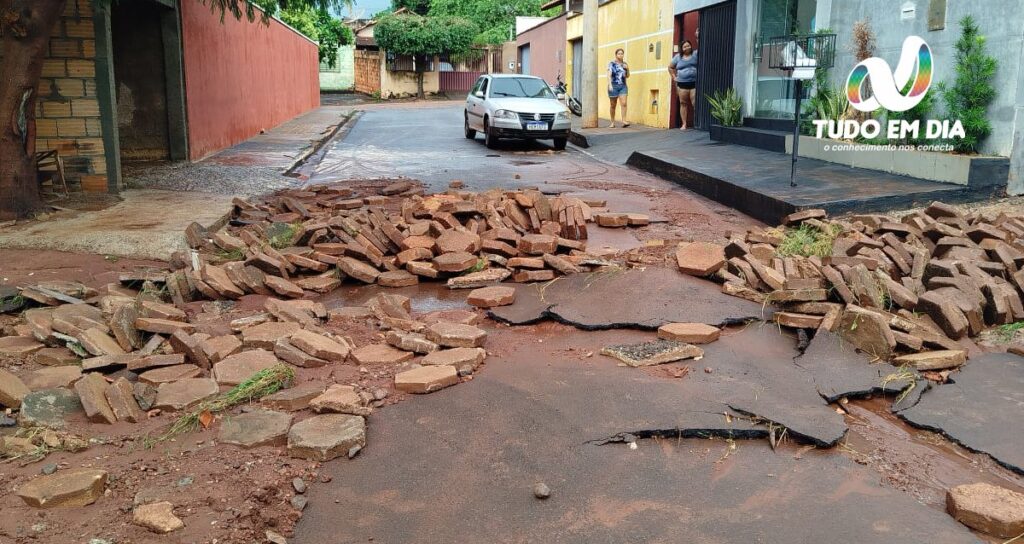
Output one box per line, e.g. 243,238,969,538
669,39,698,130
607,48,630,128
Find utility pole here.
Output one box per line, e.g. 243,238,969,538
581,0,599,128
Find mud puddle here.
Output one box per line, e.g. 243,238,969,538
842,397,1024,542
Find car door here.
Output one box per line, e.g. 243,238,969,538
466,76,488,130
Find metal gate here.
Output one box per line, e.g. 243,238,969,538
439,50,488,93
695,0,736,130
519,45,531,75
571,39,583,100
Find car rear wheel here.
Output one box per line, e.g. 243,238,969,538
464,113,476,139
484,118,499,149
552,137,567,151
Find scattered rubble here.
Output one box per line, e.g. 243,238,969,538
600,340,704,367
709,203,1024,363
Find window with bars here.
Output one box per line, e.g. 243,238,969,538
386,52,434,72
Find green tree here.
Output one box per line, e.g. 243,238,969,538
0,0,348,220
279,6,354,68
429,0,552,45
390,0,430,16
939,15,997,154
374,12,477,98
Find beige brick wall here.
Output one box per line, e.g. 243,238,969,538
34,0,108,191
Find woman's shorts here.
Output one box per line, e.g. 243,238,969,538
676,81,696,90
608,83,628,98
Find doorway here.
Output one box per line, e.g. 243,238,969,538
694,0,737,130
111,0,187,162
670,10,699,129
519,44,531,75
752,0,818,120
570,38,583,101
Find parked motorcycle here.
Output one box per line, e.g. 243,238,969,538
555,75,582,117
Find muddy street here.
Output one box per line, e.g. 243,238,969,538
0,101,1023,544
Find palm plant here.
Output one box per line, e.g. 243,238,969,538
707,88,743,127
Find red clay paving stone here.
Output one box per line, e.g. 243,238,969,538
73,372,116,424
0,337,46,356
338,257,381,284
425,322,487,348
445,268,511,288
656,323,720,344
218,410,293,449
675,242,726,277
274,338,328,368
200,335,243,363
309,384,371,416
892,350,967,370
23,367,82,391
466,286,516,308
138,364,203,386
773,312,825,329
134,318,196,335
433,252,478,273
287,414,366,461
384,330,439,354
16,469,108,508
241,321,302,350
153,378,219,411
947,483,1024,538
349,344,415,365
517,234,558,255
289,330,351,362
264,276,305,299
434,230,482,254
377,270,419,288
262,383,326,411
0,368,31,408
105,377,143,423
213,349,281,386
394,365,459,394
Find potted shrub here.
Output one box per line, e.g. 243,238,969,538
707,88,742,140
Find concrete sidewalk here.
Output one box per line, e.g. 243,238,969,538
0,106,355,260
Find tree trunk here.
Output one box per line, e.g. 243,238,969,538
415,63,425,100
0,0,67,220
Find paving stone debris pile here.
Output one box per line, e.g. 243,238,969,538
675,202,1024,371
0,179,656,537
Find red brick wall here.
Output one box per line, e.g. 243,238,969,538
180,3,320,161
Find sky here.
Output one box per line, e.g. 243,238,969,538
341,0,391,18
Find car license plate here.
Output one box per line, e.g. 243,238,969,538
526,121,547,131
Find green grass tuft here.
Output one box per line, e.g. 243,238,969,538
776,223,842,258
269,222,303,250
997,321,1024,342
149,364,295,446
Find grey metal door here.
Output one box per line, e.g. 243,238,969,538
571,39,583,100
695,0,737,130
520,45,531,75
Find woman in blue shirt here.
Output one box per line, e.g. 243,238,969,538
669,39,698,130
607,48,630,128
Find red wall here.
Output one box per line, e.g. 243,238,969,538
516,14,567,85
180,3,320,160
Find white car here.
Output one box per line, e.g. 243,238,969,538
464,74,572,150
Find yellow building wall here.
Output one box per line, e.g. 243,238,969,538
379,52,441,99
565,0,675,128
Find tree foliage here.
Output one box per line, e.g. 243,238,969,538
389,0,431,15
939,15,997,154
278,6,354,67
374,12,477,59
428,0,553,45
